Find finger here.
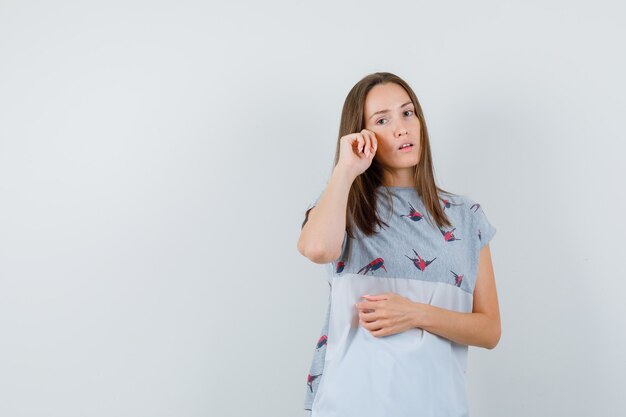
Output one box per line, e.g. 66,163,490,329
363,129,378,153
360,129,371,157
359,318,379,329
362,130,375,155
363,319,384,332
362,294,385,300
355,134,364,154
356,133,365,153
359,134,368,156
348,135,361,154
360,134,367,156
368,134,377,157
359,310,377,321
371,328,385,337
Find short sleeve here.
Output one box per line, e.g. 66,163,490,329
471,199,497,250
301,190,324,230
300,189,349,263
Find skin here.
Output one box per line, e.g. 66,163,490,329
354,83,502,349
362,82,421,187
356,245,501,349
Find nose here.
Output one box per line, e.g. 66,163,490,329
393,118,408,136
396,125,408,137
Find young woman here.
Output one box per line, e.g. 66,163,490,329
297,72,500,417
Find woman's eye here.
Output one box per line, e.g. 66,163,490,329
376,110,414,125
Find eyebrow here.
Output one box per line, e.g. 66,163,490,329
368,101,414,121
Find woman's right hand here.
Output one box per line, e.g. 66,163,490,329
336,129,378,178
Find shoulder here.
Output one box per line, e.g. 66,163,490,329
438,190,476,208
438,191,482,226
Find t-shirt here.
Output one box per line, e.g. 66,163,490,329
302,185,497,417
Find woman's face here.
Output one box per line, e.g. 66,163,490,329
363,83,421,173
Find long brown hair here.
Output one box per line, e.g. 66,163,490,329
306,72,457,242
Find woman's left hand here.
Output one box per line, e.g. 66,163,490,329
356,292,424,337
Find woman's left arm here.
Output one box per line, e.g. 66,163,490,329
413,244,501,349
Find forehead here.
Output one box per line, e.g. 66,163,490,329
364,83,412,116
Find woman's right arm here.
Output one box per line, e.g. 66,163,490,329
297,165,356,264
297,129,378,264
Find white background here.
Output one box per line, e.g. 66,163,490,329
1,1,625,416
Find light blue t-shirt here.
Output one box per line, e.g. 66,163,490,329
302,185,497,417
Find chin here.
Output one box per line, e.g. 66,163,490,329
398,157,420,167
378,153,420,169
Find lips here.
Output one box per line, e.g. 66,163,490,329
398,143,414,150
